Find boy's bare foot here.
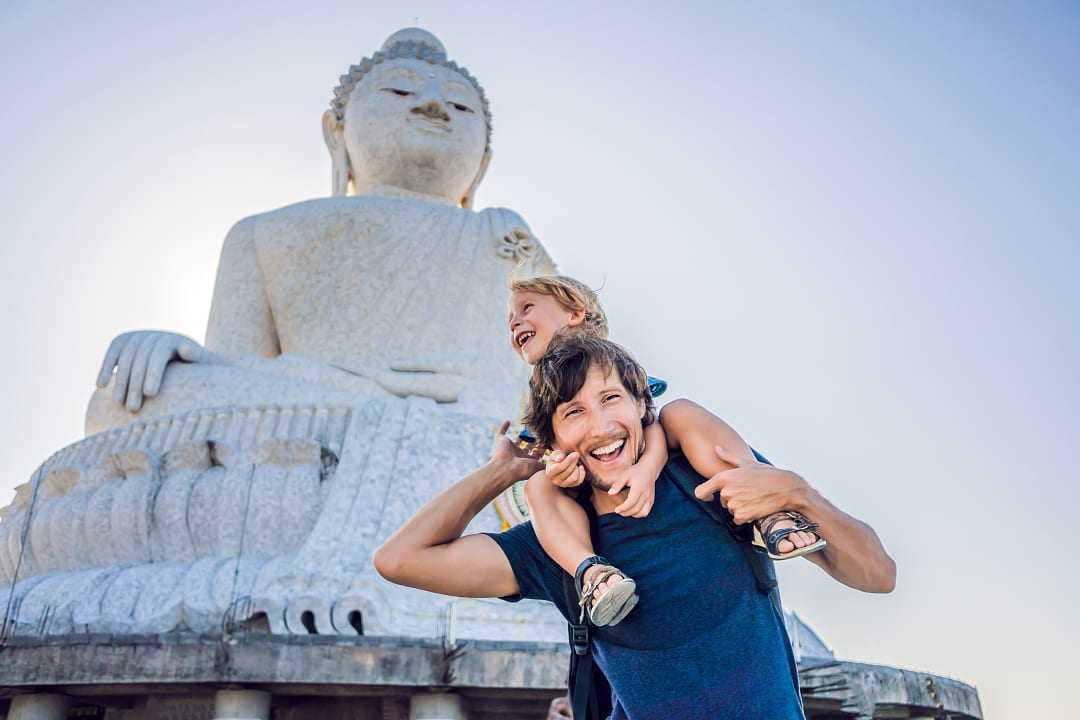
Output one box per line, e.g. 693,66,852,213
582,565,625,603
756,511,825,559
578,562,638,626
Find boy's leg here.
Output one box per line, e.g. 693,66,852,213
525,473,595,577
659,399,819,554
524,474,626,605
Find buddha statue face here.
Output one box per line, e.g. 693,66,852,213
323,56,490,206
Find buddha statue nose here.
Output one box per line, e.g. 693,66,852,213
411,99,451,123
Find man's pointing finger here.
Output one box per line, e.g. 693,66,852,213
694,478,722,502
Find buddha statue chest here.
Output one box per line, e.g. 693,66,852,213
252,194,538,375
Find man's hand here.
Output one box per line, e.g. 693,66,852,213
544,450,586,488
489,421,544,483
607,465,657,518
694,446,810,525
96,330,213,412
547,696,572,719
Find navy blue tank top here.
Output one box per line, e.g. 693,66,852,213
488,454,803,719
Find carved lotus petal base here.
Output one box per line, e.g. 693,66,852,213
0,398,564,643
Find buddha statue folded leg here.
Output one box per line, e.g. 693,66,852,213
85,354,395,436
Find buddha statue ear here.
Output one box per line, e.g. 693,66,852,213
460,148,491,209
322,110,353,197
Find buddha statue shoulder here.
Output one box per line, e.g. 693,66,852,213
87,28,554,435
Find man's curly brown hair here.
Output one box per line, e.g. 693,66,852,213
524,331,656,449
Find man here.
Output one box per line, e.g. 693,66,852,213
375,335,895,718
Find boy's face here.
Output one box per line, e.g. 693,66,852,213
508,290,585,364
551,363,647,492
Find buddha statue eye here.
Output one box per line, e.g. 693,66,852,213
382,88,414,97
450,102,474,113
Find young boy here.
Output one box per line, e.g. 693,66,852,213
507,275,824,627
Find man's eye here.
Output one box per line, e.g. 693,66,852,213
382,88,413,97
603,394,621,403
450,102,473,113
564,408,581,418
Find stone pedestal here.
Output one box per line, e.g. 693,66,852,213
213,689,270,720
0,399,564,644
6,694,69,720
409,694,464,720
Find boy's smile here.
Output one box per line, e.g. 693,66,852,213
508,290,585,364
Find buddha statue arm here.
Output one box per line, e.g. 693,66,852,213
205,217,282,358
90,215,278,415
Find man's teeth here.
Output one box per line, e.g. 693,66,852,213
591,439,625,458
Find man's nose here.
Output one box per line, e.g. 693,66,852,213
587,419,619,442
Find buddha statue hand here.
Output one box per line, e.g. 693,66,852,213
388,352,497,403
327,353,489,404
95,330,222,412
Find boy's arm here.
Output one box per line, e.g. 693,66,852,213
605,422,669,517
658,398,755,469
373,423,542,598
638,422,669,474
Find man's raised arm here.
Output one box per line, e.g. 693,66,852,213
697,446,897,594
373,422,543,599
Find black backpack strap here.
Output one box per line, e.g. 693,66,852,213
667,449,784,618
559,492,616,720
561,572,606,720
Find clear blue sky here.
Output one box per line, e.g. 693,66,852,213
2,2,1077,717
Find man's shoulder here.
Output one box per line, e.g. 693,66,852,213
661,452,706,486
486,521,545,571
485,522,570,612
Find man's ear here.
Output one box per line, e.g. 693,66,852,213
460,147,491,209
322,110,352,197
637,396,647,420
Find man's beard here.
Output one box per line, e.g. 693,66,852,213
588,472,612,492
584,437,645,493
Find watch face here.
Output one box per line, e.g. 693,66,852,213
494,479,532,529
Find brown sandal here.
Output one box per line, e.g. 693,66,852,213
574,556,638,626
755,511,826,560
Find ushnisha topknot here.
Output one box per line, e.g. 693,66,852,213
330,28,493,152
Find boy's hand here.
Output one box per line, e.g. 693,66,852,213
545,450,586,488
609,466,657,518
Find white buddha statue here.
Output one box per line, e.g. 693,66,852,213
87,27,553,434
0,29,564,642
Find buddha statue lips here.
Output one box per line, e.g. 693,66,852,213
0,28,563,642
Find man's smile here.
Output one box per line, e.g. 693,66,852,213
588,438,626,464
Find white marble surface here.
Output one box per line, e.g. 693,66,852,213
2,398,565,641
1,28,564,643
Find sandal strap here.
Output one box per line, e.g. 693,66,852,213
574,555,611,597
573,557,627,624
759,511,820,554
579,568,625,604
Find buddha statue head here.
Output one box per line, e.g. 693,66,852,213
323,28,492,208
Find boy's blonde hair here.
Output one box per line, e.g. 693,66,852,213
509,275,609,339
